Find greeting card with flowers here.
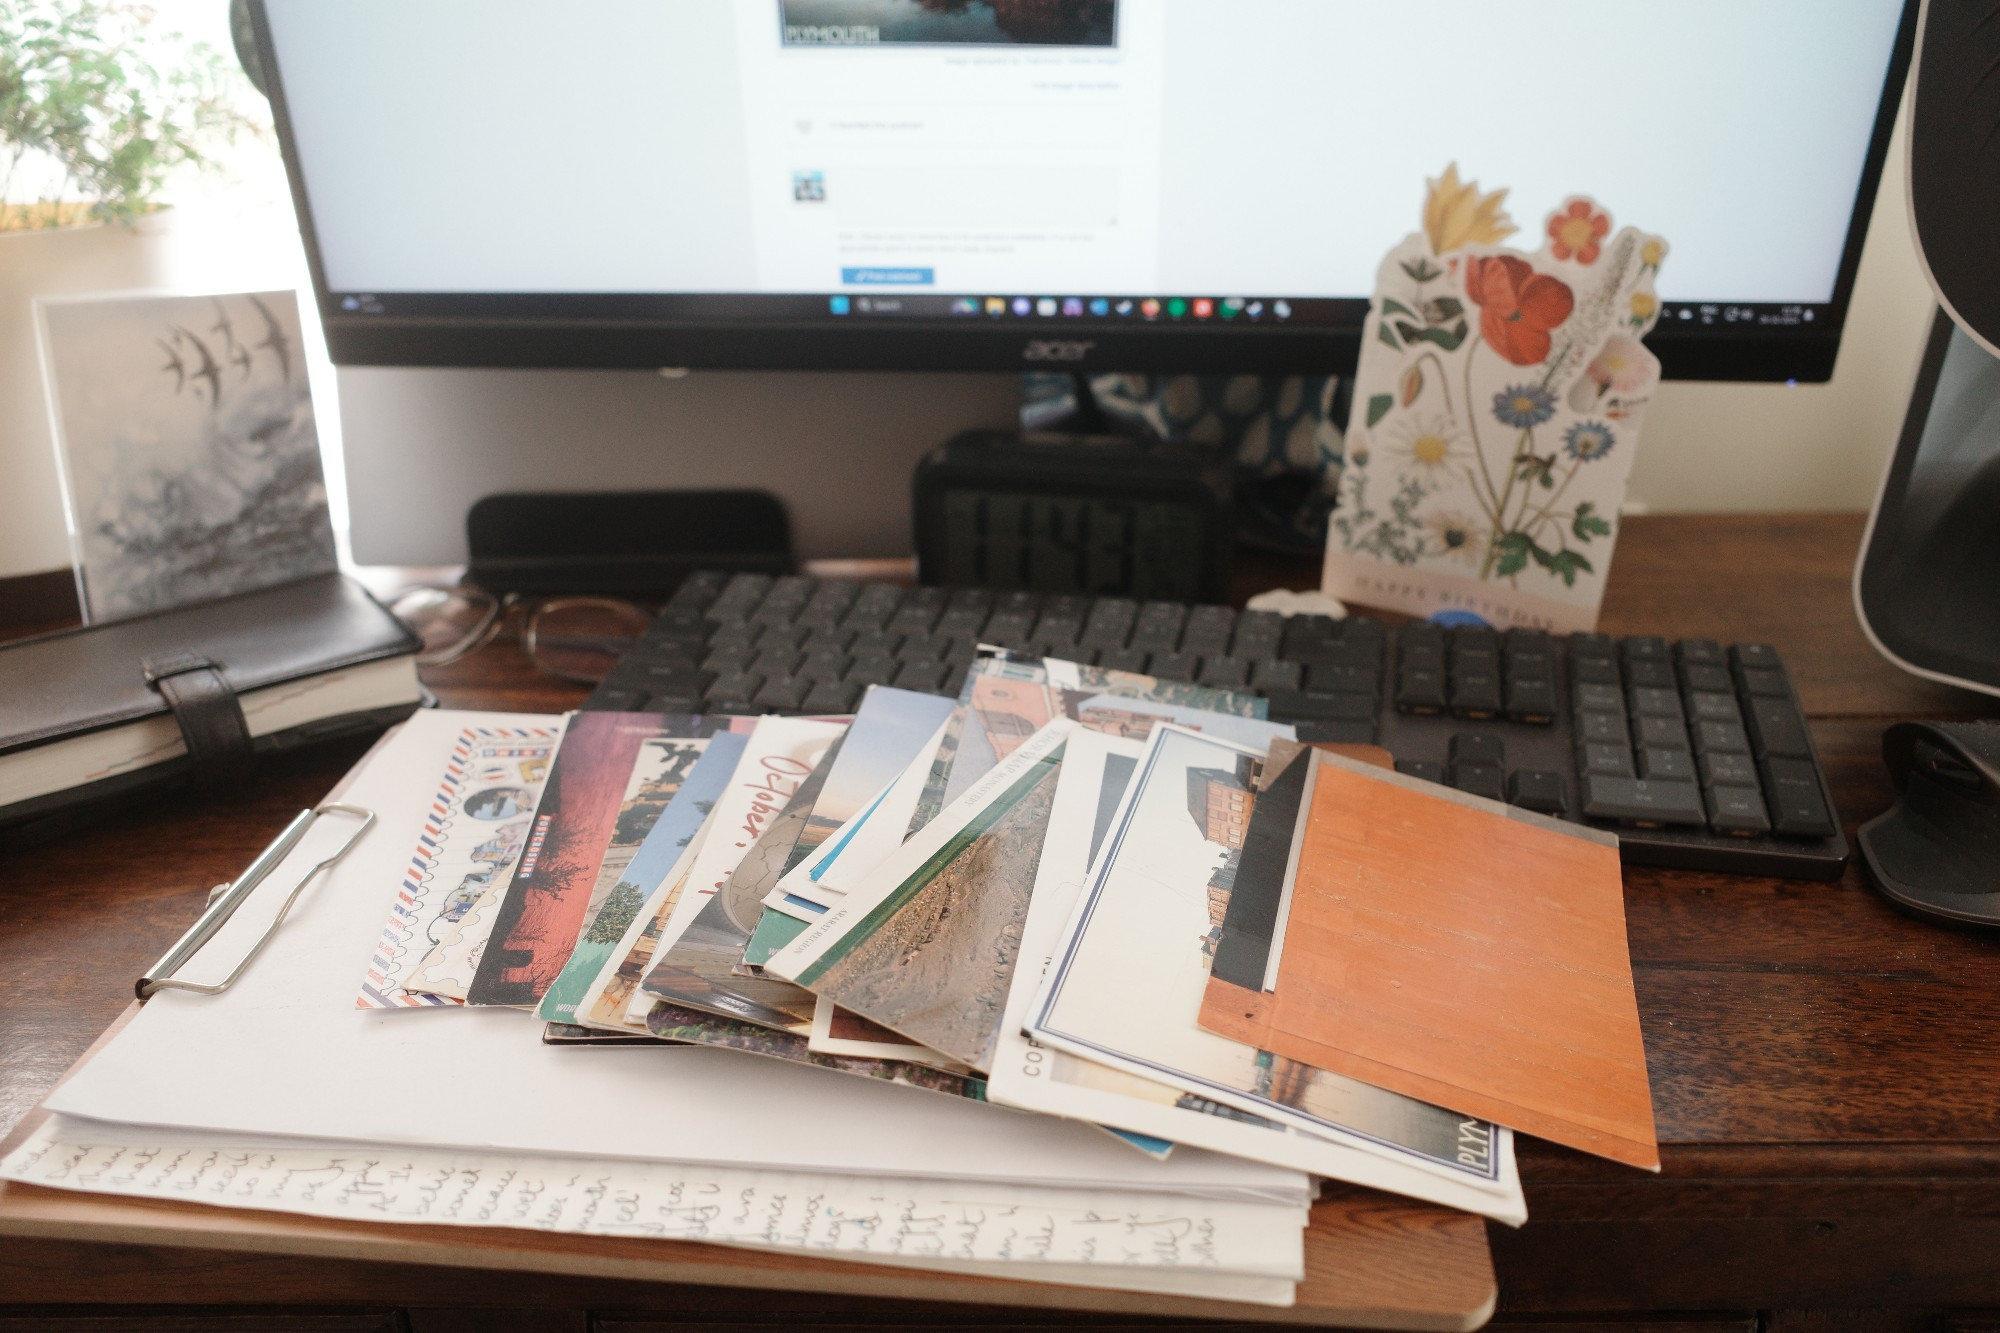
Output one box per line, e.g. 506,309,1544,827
1323,166,1668,632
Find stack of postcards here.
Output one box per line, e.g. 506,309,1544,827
8,646,1655,1308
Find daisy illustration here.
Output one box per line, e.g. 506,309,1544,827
1387,413,1467,477
1425,510,1486,565
1564,420,1616,462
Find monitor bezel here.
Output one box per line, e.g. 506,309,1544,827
248,0,1917,384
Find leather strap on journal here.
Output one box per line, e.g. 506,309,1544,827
141,652,255,787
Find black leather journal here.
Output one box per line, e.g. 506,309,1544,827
0,573,423,841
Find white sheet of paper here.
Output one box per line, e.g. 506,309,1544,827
45,710,1309,1206
2,1113,1302,1304
1023,724,1526,1224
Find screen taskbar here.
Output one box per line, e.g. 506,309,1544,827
325,290,1837,334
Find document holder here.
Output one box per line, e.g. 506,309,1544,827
136,801,374,999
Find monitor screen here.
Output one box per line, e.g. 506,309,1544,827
253,0,1914,381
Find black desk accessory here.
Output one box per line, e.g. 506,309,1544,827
1860,721,2000,929
586,570,1847,880
913,428,1233,603
466,490,792,597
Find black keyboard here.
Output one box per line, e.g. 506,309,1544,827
584,571,1847,881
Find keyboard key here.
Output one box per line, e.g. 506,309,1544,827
1571,656,1622,686
591,688,647,711
700,647,750,677
1680,662,1733,694
802,680,861,714
1449,671,1502,717
892,659,948,693
841,583,904,631
1339,617,1386,647
1397,759,1446,784
1699,750,1759,788
1452,762,1506,802
1738,666,1791,698
1746,696,1814,759
1299,639,1382,671
1675,638,1725,667
1181,606,1237,657
801,628,856,656
1625,659,1676,690
1252,659,1303,692
749,647,801,679
1082,599,1140,651
1265,689,1376,721
1232,610,1284,658
936,607,987,638
1706,784,1771,836
754,623,809,652
663,569,730,614
846,655,901,687
1634,714,1690,750
1627,686,1684,721
1400,641,1446,673
1694,719,1751,755
1395,666,1447,713
753,677,807,711
1280,613,1338,658
1570,632,1615,659
798,581,858,629
704,573,771,623
1577,710,1629,746
1504,674,1557,722
798,651,851,684
1098,647,1151,674
1508,770,1569,815
642,608,711,647
982,611,1037,645
898,634,949,662
1685,691,1742,725
751,575,814,624
1579,742,1637,778
1450,733,1506,769
1198,655,1250,689
1581,775,1707,827
1149,651,1201,683
1761,756,1837,837
1639,746,1694,781
1305,662,1377,695
1731,643,1784,672
706,671,763,707
1622,635,1670,661
1574,682,1623,713
1131,602,1187,652
1291,719,1378,744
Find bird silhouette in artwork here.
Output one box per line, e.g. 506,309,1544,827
212,298,254,378
157,337,188,393
174,325,225,410
247,293,292,383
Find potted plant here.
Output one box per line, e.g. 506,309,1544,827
0,0,253,581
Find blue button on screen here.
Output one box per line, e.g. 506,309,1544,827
840,267,935,286
828,295,850,314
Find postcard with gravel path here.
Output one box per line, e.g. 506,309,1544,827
766,720,1073,1072
1022,724,1527,1224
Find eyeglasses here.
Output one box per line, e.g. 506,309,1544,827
389,586,654,683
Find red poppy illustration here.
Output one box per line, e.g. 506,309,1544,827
1465,254,1574,366
1547,199,1611,264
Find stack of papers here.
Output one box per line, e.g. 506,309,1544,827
3,645,1658,1306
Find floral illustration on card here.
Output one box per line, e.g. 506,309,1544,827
1324,166,1667,631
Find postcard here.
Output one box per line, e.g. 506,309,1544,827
465,714,716,1007
637,745,836,1032
1199,748,1658,1171
777,0,1116,49
535,729,746,1025
788,686,956,873
566,733,751,1032
766,711,952,921
1023,725,1527,1222
639,717,844,988
642,1000,988,1104
807,996,970,1072
356,720,564,1009
767,721,1072,1072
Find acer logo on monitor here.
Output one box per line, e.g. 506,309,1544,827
1022,340,1096,362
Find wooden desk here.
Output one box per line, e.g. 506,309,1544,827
4,513,1999,1332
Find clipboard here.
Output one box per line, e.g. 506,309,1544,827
0,715,1497,1329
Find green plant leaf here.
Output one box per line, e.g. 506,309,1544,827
1399,257,1444,284
1399,321,1467,353
1493,532,1532,578
1542,549,1595,586
1572,502,1613,541
1381,298,1418,321
1365,393,1394,428
1377,321,1401,351
1427,296,1464,321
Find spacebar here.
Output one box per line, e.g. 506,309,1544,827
1580,776,1707,827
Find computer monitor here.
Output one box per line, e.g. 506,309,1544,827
250,0,1914,385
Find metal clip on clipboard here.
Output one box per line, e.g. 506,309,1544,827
136,802,376,999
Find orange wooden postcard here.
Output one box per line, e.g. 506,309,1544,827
1199,749,1659,1171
